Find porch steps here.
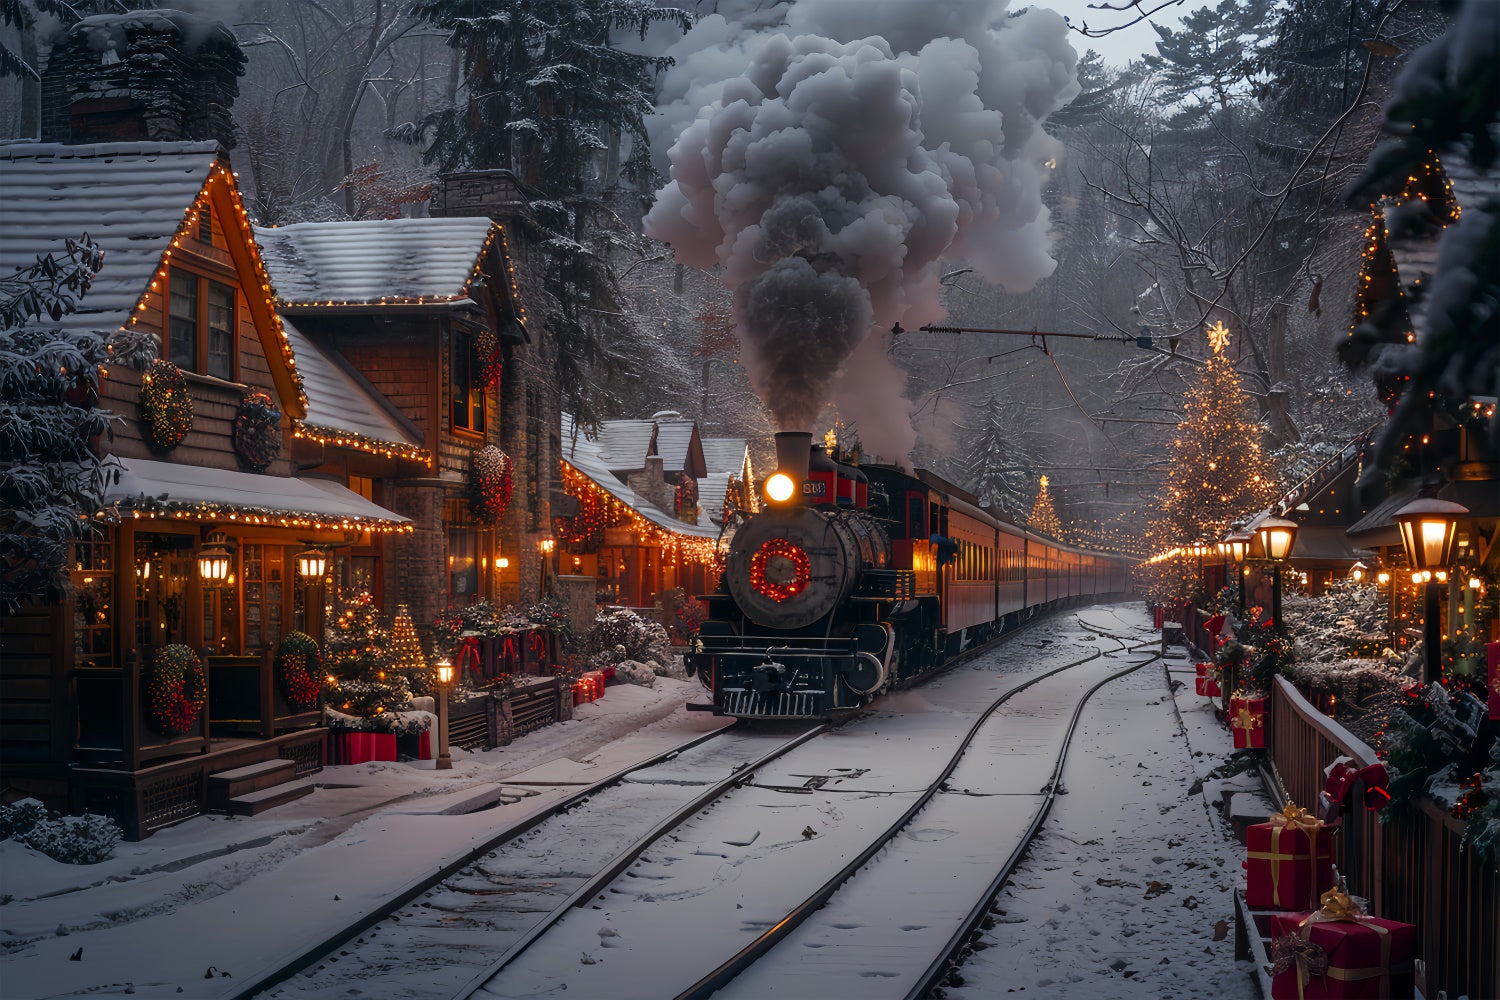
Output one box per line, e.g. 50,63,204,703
208,758,308,815
225,781,313,817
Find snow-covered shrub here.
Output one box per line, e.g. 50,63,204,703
0,798,47,840
581,608,672,672
15,813,122,864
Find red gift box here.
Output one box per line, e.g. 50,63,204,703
1268,898,1415,999
330,731,397,765
1153,606,1165,628
1245,804,1336,910
1231,694,1266,748
1195,664,1221,697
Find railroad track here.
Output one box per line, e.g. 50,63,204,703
465,616,1154,1000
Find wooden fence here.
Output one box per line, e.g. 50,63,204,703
1268,675,1498,999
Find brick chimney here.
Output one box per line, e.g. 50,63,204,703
41,10,245,147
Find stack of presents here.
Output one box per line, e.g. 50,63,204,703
1192,612,1268,750
1243,763,1411,999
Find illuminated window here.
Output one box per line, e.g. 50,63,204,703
168,269,236,381
451,329,486,433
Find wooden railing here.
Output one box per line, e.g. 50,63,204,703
1268,676,1499,999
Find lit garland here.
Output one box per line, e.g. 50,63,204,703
291,421,431,465
750,537,811,603
137,359,193,451
125,161,308,416
146,644,206,736
276,631,323,711
469,445,515,524
555,461,723,569
87,502,414,534
233,389,282,471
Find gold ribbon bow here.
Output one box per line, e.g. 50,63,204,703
1233,699,1263,734
1271,802,1320,833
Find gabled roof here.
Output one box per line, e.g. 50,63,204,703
254,217,502,307
597,419,656,471
281,318,428,464
561,413,719,540
652,412,705,478
701,437,749,475
0,140,308,417
0,140,220,333
695,471,735,526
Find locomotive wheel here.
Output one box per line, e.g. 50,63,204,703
842,656,882,695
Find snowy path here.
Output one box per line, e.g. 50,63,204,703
938,615,1260,1000
474,614,1132,1000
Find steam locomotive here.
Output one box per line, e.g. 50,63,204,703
687,432,1133,718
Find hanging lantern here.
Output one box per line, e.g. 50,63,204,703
198,531,234,584
1224,531,1252,565
1393,497,1467,570
296,547,328,580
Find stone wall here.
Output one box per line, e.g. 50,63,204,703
387,480,447,627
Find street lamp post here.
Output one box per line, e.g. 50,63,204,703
435,657,454,770
1225,530,1251,612
1393,497,1468,683
1254,516,1299,628
295,547,327,633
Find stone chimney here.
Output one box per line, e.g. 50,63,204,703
431,170,530,224
627,455,675,516
41,10,245,147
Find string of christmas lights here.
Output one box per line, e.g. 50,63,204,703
555,461,723,569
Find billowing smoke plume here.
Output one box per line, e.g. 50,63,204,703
644,0,1078,462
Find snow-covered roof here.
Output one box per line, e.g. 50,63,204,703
695,471,734,525
281,318,427,459
254,218,499,306
652,413,704,478
561,413,720,540
103,456,411,530
0,140,220,333
700,437,748,475
597,419,656,470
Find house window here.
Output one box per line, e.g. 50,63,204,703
445,499,491,604
451,330,485,433
168,269,236,381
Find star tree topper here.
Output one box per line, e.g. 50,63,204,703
1207,321,1231,354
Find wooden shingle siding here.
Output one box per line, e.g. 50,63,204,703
0,606,65,763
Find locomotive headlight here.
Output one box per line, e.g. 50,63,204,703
764,472,797,504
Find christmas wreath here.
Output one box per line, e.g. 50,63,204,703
137,359,194,452
232,390,282,471
276,631,322,711
146,644,206,736
476,328,503,390
469,445,514,524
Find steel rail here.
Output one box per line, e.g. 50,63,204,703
445,721,829,999
903,647,1164,1000
673,630,1134,1000
231,722,736,1000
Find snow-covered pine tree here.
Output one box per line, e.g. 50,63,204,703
412,0,690,426
1027,475,1062,537
966,393,1031,515
323,591,405,718
0,235,151,612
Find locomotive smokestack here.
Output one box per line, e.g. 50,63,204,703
774,431,812,488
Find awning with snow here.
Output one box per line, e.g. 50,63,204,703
101,457,412,532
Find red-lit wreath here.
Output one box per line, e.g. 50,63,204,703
469,445,514,524
233,390,283,471
137,359,193,452
749,538,811,603
146,644,206,736
276,631,322,711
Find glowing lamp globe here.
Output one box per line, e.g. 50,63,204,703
1225,532,1251,565
296,547,327,580
1393,497,1467,570
436,659,455,686
764,472,797,504
1255,516,1299,562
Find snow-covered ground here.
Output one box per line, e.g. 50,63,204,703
0,678,729,1000
0,610,1271,1000
942,629,1264,999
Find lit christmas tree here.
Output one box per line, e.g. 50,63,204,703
323,592,404,718
389,604,435,697
1142,322,1279,604
1027,475,1062,537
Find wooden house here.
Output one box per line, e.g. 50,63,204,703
0,141,415,837
253,217,537,624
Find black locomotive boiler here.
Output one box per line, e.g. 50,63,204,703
687,432,1133,718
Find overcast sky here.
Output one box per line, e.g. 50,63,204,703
1065,2,1186,68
